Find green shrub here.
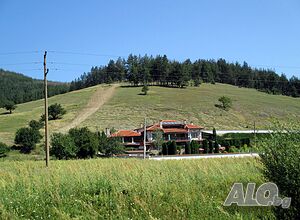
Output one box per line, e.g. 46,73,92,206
228,146,238,153
190,140,199,154
0,142,10,158
14,127,42,153
167,141,177,155
48,103,66,120
29,120,44,130
214,141,219,153
208,140,214,153
202,140,208,154
162,143,168,155
69,127,98,158
185,142,191,154
50,133,77,159
259,123,300,219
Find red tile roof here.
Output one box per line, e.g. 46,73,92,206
111,130,141,137
185,124,204,129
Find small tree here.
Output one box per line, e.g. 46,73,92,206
15,127,42,153
50,133,77,159
168,141,177,155
214,141,219,153
4,101,16,114
0,142,10,158
153,129,164,153
69,127,98,158
48,103,66,120
162,142,168,155
29,120,44,130
185,142,191,154
141,84,149,95
194,77,201,87
217,96,232,111
202,140,208,154
190,140,199,154
208,140,214,153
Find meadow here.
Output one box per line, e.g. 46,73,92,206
0,157,274,219
82,83,300,131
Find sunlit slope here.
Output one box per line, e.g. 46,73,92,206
81,83,300,131
0,85,111,144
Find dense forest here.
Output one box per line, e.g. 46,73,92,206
70,54,300,98
0,69,70,107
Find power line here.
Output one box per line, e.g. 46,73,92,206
47,50,125,58
0,51,42,55
0,62,42,66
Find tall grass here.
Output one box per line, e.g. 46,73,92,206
0,158,273,219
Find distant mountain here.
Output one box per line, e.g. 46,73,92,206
0,69,70,106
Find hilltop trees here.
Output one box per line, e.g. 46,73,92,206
69,55,299,98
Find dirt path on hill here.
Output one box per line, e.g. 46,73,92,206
60,84,117,132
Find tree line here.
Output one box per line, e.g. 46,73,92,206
0,69,70,107
70,54,300,97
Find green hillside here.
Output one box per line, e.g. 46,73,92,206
0,85,111,145
1,83,299,146
81,83,300,131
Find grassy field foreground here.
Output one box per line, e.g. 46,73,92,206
0,158,274,219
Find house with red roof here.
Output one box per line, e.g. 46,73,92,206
110,120,204,152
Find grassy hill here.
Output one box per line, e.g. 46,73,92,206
1,83,300,147
0,158,274,219
81,83,300,131
0,85,111,145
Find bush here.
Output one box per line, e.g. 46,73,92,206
50,133,77,159
216,96,232,111
14,127,42,153
185,142,191,154
167,141,177,155
48,103,66,120
202,140,208,154
259,123,300,219
162,143,168,155
208,140,214,153
68,127,98,158
214,141,219,153
3,101,16,114
29,120,44,130
98,131,124,156
190,140,199,154
0,142,10,158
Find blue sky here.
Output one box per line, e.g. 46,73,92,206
0,0,299,81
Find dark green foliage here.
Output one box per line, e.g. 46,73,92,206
202,140,208,154
48,103,66,120
194,77,201,87
29,120,44,130
259,125,300,219
214,141,219,153
185,142,191,154
190,140,199,154
0,142,10,158
3,101,16,114
152,129,164,152
167,141,177,155
0,69,69,105
162,143,168,155
141,84,149,95
212,128,217,141
69,55,300,98
208,140,214,153
216,96,232,111
98,131,124,156
68,127,98,159
14,127,42,153
50,133,77,159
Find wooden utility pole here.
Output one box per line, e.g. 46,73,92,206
44,51,49,167
253,121,256,155
143,118,146,159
